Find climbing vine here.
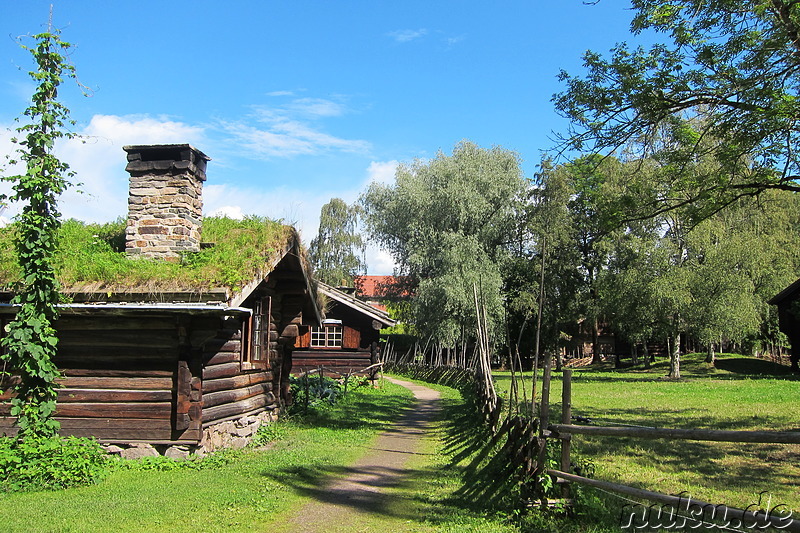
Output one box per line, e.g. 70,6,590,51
1,27,77,438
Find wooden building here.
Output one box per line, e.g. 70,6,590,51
769,277,800,372
293,281,395,377
0,144,322,452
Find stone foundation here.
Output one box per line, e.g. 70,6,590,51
199,409,279,454
102,409,279,460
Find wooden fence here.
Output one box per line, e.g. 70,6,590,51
544,367,800,531
385,351,800,530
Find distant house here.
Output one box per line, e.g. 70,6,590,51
354,275,411,313
0,144,322,454
293,281,395,377
768,277,800,372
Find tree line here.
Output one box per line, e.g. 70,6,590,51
310,2,800,377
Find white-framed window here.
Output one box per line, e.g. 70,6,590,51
310,320,342,348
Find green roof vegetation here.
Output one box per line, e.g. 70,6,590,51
0,216,292,294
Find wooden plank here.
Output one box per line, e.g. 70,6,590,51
343,326,361,349
57,345,177,359
203,372,272,394
293,359,371,369
60,376,173,390
55,317,176,331
203,383,272,408
56,418,176,441
61,368,174,378
55,403,173,419
205,351,240,366
548,469,800,532
57,389,173,403
202,362,243,380
56,330,178,348
54,358,176,373
202,395,271,423
548,424,800,444
204,339,241,354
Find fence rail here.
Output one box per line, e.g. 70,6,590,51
549,423,800,444
548,468,800,532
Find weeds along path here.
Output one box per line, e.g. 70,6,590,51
281,377,441,533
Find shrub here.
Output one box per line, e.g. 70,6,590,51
0,435,110,492
112,448,241,472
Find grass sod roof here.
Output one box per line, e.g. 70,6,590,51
0,216,303,302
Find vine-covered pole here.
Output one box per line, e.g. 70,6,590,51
1,23,78,438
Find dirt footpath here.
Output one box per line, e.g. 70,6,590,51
281,377,441,533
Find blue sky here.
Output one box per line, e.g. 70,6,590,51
0,0,638,273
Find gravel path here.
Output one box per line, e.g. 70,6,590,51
281,377,441,532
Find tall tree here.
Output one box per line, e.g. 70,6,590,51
1,25,77,437
308,198,366,287
555,1,800,219
361,141,528,350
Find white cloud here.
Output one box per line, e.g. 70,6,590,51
1,114,206,223
58,115,206,222
365,160,398,186
284,98,346,118
445,35,466,46
208,205,245,219
388,29,428,43
265,90,295,97
366,245,397,276
220,117,370,159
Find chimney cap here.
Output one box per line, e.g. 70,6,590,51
123,144,210,180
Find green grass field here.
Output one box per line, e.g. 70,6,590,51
494,352,800,521
0,381,415,533
1,355,796,532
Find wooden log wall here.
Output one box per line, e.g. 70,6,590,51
1,315,181,441
201,316,275,427
292,350,373,377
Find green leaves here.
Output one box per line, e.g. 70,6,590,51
308,198,366,286
555,0,800,221
361,141,527,348
0,27,77,439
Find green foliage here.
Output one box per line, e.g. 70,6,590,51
0,216,289,292
289,374,346,413
555,1,800,220
308,198,366,286
362,141,528,348
0,435,109,492
249,420,288,448
0,27,79,438
112,449,240,472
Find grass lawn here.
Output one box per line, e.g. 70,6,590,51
0,377,524,533
3,355,796,532
0,381,415,533
494,352,800,522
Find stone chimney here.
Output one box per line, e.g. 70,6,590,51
124,144,210,260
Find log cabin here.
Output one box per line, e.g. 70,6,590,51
0,144,322,453
293,281,395,377
769,277,800,372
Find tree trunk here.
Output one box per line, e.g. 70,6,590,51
643,342,651,369
591,316,601,364
705,343,715,364
669,331,681,379
631,343,639,366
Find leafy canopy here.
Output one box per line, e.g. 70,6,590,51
555,1,800,218
361,141,528,347
308,198,366,287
